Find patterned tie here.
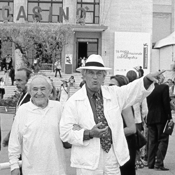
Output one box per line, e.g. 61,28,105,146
94,92,112,153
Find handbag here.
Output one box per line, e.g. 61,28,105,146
163,120,174,135
135,129,147,150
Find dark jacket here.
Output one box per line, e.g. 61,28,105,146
147,84,172,125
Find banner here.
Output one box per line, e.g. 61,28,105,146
65,54,72,64
114,32,151,75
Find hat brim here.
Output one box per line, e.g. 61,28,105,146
76,66,111,71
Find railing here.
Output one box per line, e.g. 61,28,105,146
0,161,22,170
40,63,53,71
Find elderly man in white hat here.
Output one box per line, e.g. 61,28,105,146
60,54,164,175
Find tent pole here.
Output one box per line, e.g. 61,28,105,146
159,49,160,70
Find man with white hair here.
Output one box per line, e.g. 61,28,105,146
60,54,164,175
8,74,66,175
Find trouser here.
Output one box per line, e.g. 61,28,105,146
147,123,169,168
55,68,62,77
76,146,120,175
11,77,14,85
120,134,136,175
141,122,148,160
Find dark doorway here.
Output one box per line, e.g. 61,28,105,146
77,42,87,68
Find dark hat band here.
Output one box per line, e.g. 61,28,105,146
85,62,104,67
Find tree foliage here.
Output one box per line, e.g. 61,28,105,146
0,23,73,67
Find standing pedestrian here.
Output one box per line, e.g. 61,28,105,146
60,54,162,175
4,70,9,85
147,73,174,171
54,60,62,78
138,66,144,78
58,80,70,107
0,77,5,99
9,66,15,85
2,67,32,175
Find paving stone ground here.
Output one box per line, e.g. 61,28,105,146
0,113,175,175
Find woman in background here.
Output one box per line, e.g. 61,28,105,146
126,70,148,168
110,75,136,175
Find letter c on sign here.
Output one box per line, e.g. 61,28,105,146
2,6,12,21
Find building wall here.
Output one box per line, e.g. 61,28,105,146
5,0,153,74
153,0,172,43
100,0,152,74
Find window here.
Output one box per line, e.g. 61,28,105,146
77,0,100,24
28,0,63,23
0,0,13,22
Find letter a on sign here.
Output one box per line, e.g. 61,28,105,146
16,6,27,21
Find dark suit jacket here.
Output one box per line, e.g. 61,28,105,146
147,84,172,125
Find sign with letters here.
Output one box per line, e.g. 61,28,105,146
1,6,86,23
114,32,151,75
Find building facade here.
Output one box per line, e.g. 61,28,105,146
0,0,153,74
152,0,175,79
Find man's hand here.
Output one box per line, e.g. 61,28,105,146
143,70,166,89
168,119,174,127
146,70,166,83
90,122,109,138
11,168,20,175
72,124,82,131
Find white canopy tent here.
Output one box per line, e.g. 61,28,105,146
154,32,175,80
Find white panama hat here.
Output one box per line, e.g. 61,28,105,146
76,54,111,71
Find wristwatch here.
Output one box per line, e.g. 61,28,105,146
89,130,93,139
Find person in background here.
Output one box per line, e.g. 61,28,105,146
1,57,6,71
126,69,148,169
6,54,12,70
166,79,175,97
54,60,62,78
110,75,136,175
3,67,32,175
0,77,5,99
49,77,57,100
0,116,1,151
4,70,9,86
68,75,76,88
138,66,144,78
8,74,66,175
79,79,86,88
9,65,15,85
81,57,86,67
147,73,174,171
58,80,70,107
60,54,162,175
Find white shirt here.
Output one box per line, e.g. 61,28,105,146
8,100,66,175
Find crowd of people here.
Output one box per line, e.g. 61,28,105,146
0,54,174,175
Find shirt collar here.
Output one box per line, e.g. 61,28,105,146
86,85,102,98
29,99,54,110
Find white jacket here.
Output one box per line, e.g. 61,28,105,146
60,77,154,170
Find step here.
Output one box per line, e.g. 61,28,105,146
3,71,112,99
